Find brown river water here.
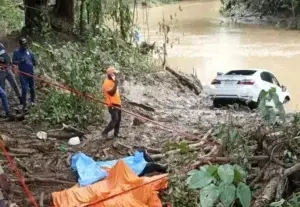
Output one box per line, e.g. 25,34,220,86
137,0,300,111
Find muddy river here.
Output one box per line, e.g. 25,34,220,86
137,0,300,111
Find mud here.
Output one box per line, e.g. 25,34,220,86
0,68,258,206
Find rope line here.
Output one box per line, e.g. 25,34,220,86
0,63,217,206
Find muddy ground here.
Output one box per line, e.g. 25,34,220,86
0,69,263,206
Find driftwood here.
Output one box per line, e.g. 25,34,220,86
284,163,300,176
11,177,76,185
8,148,38,154
39,192,45,207
192,155,283,168
47,130,83,139
151,141,205,160
0,152,31,157
127,101,155,112
166,66,202,95
46,124,84,139
253,176,281,207
253,163,300,206
62,124,85,136
133,144,162,154
249,162,271,188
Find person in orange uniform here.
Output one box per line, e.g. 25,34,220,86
102,67,122,138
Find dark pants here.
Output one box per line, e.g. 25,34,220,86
20,75,35,109
0,87,9,115
139,150,168,176
102,106,121,136
0,69,21,98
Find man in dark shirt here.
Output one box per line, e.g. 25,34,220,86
0,43,22,104
12,38,37,111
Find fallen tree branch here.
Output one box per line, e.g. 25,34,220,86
0,152,31,157
275,177,287,201
39,192,44,207
8,148,37,154
249,162,270,188
253,176,280,207
46,130,83,140
11,177,75,185
192,155,282,168
66,153,72,167
166,66,202,95
127,101,155,112
62,124,85,136
151,141,205,160
284,163,300,177
135,145,162,154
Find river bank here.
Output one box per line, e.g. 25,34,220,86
136,0,300,111
1,67,300,206
220,0,300,29
0,66,258,206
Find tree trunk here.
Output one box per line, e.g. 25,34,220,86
23,0,74,34
24,0,47,33
79,0,86,35
53,0,74,23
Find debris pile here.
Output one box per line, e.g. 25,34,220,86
0,70,299,206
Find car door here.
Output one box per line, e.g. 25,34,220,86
260,72,276,106
269,73,286,103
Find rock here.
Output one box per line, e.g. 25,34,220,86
68,137,81,146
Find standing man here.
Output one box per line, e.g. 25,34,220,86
0,43,22,104
102,67,122,138
12,38,37,111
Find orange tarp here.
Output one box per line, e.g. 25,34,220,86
52,160,168,207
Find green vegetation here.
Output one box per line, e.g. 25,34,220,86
187,164,251,207
0,0,165,126
0,0,23,34
221,0,300,28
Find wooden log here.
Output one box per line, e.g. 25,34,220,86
284,163,300,177
11,177,75,185
166,66,202,95
253,176,280,207
8,148,37,154
151,141,205,160
193,155,282,167
46,130,83,139
127,101,155,112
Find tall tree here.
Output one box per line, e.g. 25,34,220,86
23,0,74,33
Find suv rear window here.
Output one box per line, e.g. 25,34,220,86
226,70,256,75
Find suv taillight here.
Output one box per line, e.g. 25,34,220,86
237,79,255,85
211,79,221,85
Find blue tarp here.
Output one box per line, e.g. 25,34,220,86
71,151,148,187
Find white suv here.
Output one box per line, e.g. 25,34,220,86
209,69,291,109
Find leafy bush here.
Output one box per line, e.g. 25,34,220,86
258,88,286,124
163,153,200,207
0,0,24,34
221,0,300,20
30,90,103,126
214,121,256,164
28,28,158,126
187,164,252,207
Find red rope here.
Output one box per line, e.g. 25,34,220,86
0,64,218,145
0,139,39,207
0,64,217,206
